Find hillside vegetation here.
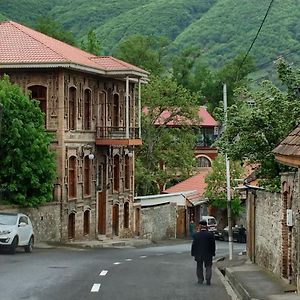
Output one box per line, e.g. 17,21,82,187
1,0,300,77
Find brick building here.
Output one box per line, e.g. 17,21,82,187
0,21,148,241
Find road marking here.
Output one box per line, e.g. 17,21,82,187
99,270,108,276
139,255,147,259
114,262,121,265
91,283,101,292
125,258,132,261
156,253,164,256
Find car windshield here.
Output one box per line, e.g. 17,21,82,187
207,219,216,225
0,214,18,225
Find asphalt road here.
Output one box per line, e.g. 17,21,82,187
0,240,245,300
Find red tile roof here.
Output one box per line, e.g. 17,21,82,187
163,168,211,205
154,106,217,127
0,21,148,78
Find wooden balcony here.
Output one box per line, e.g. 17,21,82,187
95,126,142,146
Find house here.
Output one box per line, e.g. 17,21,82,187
0,21,148,242
153,106,219,167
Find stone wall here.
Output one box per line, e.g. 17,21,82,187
140,203,177,241
0,203,61,242
255,190,282,276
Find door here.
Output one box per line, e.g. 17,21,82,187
112,204,119,236
98,191,106,234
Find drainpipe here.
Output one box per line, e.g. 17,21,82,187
138,79,141,139
125,76,129,139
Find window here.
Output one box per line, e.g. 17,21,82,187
68,156,77,198
113,155,120,192
125,155,130,190
84,89,91,130
112,94,119,128
83,156,91,196
28,85,47,127
83,210,90,235
69,87,76,130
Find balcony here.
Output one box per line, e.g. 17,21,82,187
95,126,142,146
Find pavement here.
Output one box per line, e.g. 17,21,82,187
35,238,300,299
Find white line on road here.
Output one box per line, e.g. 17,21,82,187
139,256,147,259
91,283,101,292
99,270,108,276
125,258,132,261
114,262,121,265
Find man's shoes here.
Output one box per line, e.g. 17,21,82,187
206,280,211,285
198,280,203,284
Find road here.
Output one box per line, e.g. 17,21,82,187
0,240,245,300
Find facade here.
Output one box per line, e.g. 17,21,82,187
0,21,148,241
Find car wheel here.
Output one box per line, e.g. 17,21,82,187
9,236,18,254
25,236,34,253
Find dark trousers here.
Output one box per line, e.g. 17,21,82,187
196,256,213,283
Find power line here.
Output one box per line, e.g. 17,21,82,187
237,0,275,80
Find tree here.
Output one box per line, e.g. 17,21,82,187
215,58,300,191
204,155,244,217
114,34,169,76
80,30,102,56
135,75,200,196
0,76,56,207
35,17,76,46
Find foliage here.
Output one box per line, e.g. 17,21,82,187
3,0,300,79
215,58,300,191
0,76,56,207
80,30,102,55
204,155,244,217
35,16,76,46
135,75,200,195
113,34,169,76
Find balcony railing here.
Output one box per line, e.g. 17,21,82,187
96,126,140,140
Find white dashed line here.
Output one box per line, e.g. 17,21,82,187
139,255,147,259
99,270,108,276
91,283,101,292
156,253,164,256
125,258,132,261
114,262,121,265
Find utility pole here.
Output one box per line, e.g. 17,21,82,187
223,83,233,260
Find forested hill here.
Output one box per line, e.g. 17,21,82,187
1,0,300,78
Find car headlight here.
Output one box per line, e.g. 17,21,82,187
0,230,11,235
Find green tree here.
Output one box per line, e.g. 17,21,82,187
135,75,200,196
35,16,76,46
215,58,300,191
204,155,244,217
114,34,169,76
0,76,56,207
80,30,102,56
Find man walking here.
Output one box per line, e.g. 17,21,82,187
191,219,216,285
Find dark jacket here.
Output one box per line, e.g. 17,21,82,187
191,230,216,259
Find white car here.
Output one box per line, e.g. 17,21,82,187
0,212,34,254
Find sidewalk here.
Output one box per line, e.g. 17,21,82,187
216,254,300,300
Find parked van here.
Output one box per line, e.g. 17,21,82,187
200,216,218,237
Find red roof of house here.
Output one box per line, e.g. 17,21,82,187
163,168,211,205
154,106,217,127
0,21,148,78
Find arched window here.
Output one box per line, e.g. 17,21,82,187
125,154,130,190
124,202,129,228
84,89,91,130
113,155,120,192
83,156,91,196
112,94,119,128
68,213,75,239
83,210,90,235
28,85,47,127
196,156,211,168
68,156,77,198
69,87,76,130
